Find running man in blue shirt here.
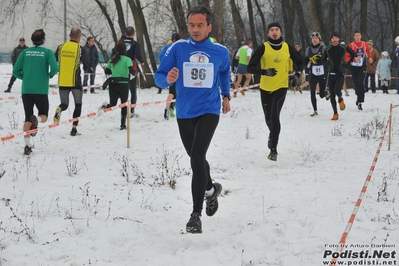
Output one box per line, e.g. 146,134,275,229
155,5,231,234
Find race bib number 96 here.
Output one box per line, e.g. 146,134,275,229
183,62,214,88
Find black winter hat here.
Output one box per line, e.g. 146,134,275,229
267,22,282,33
31,29,46,45
330,31,340,39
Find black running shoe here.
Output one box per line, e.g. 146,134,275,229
205,182,222,216
29,115,38,136
164,108,169,120
24,145,32,155
267,148,278,161
358,103,363,110
70,128,81,136
120,125,126,130
186,212,202,234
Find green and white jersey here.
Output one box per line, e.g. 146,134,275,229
13,46,59,95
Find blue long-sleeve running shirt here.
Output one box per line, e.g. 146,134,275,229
155,37,230,119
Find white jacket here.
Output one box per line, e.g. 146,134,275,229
376,58,392,80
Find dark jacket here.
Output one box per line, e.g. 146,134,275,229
11,45,29,65
83,44,99,68
113,36,144,71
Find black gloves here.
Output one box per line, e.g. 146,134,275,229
261,68,278,77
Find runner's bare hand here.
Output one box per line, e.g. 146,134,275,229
167,67,179,84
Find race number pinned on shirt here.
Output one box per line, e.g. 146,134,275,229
351,57,364,67
183,62,214,88
312,65,324,76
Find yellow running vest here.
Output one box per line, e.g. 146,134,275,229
260,42,290,92
58,41,81,87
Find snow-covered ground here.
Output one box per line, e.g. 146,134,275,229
0,63,398,266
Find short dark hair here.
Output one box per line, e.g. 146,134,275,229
87,36,94,42
31,29,45,46
186,5,212,25
126,26,135,36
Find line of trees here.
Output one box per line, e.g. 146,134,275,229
2,0,399,88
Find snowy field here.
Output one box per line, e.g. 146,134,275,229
0,63,398,266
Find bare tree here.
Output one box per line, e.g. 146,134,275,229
247,0,258,48
114,0,127,33
127,0,156,88
281,0,296,44
293,0,309,48
253,0,267,43
94,0,119,43
307,0,325,39
170,0,188,37
360,0,368,36
211,0,224,43
229,0,246,46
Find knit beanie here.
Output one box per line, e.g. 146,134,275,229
311,32,321,41
330,31,340,39
267,22,282,33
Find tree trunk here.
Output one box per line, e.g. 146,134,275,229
127,0,155,88
281,0,295,44
114,0,126,34
247,0,257,48
293,0,309,48
327,1,336,35
170,0,188,37
94,0,118,42
307,0,326,41
229,0,245,46
211,0,224,43
345,0,354,43
185,0,191,10
198,0,211,10
253,0,267,43
360,0,368,37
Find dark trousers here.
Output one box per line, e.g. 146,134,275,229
83,67,96,88
107,83,129,126
309,74,327,111
129,76,137,113
327,73,345,114
365,73,376,92
8,75,16,89
351,66,366,103
260,88,287,150
177,114,219,214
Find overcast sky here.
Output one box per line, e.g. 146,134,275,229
1,2,64,51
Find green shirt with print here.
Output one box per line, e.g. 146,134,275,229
13,46,59,95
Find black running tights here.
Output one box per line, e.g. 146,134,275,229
177,114,219,214
260,88,287,150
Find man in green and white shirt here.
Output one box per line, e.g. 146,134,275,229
233,38,253,97
13,29,59,155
